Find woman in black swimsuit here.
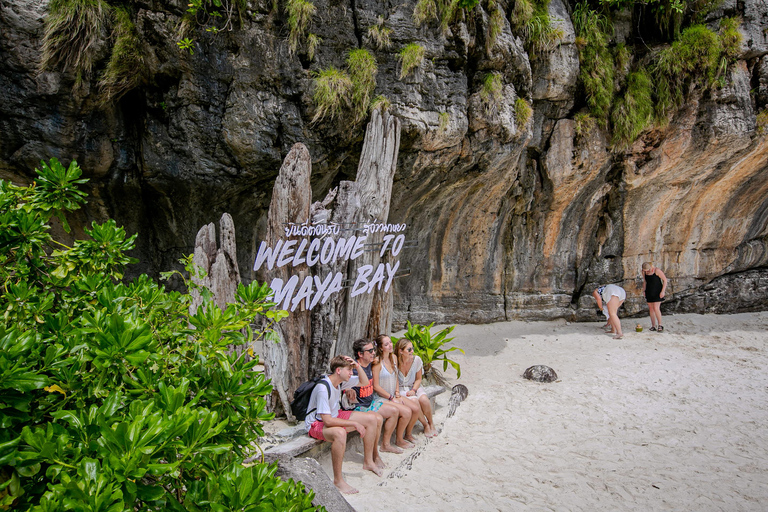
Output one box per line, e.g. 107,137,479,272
642,262,668,332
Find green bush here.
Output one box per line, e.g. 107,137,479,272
572,2,614,124
398,43,426,79
347,49,378,122
399,322,464,387
611,68,654,147
0,159,321,511
311,67,353,123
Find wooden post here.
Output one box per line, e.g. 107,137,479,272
262,143,313,416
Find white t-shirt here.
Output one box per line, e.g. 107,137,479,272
303,375,359,431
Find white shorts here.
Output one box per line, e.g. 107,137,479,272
601,284,626,303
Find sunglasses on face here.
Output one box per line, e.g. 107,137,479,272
363,348,376,354
404,347,413,352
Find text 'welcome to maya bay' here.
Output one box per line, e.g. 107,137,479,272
253,221,408,312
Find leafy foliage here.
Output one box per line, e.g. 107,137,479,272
399,322,464,386
398,43,427,80
0,160,323,511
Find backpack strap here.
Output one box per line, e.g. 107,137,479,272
306,379,332,419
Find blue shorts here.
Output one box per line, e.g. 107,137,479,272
354,401,383,413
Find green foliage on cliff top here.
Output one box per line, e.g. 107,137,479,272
573,2,614,125
0,159,322,511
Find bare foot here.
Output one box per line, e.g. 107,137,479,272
363,463,383,477
613,334,623,339
375,456,387,469
404,434,417,443
381,444,403,454
425,428,437,438
396,439,415,449
335,481,359,494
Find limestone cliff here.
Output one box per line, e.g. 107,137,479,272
1,0,767,325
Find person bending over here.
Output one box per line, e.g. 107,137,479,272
592,284,626,339
304,355,384,494
348,338,412,453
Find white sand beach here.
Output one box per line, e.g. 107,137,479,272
326,312,768,511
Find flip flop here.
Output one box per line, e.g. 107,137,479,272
649,327,657,331
657,326,664,332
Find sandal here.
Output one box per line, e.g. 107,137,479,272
649,327,657,332
657,326,664,332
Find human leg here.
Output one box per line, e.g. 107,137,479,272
322,426,357,494
651,302,663,330
388,401,414,448
607,296,623,338
401,397,423,440
646,301,657,329
348,411,382,476
417,394,436,436
376,402,403,453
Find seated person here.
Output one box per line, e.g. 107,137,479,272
304,355,384,494
372,334,421,446
348,338,412,453
395,338,437,437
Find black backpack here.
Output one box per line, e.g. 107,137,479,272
290,375,331,421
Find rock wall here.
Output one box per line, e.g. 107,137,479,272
1,0,767,327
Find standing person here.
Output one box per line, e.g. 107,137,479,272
642,261,668,332
304,355,383,494
372,334,421,445
348,338,411,454
395,338,437,438
592,284,626,339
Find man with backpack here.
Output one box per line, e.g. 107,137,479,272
304,355,384,494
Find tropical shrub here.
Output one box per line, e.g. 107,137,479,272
0,159,321,511
399,322,464,387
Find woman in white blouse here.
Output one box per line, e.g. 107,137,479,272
371,334,419,447
395,338,437,438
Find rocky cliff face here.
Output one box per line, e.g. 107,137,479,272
1,0,767,326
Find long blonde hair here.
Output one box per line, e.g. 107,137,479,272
394,338,413,369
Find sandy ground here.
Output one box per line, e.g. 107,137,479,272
317,312,768,512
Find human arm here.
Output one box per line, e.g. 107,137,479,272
318,413,365,436
657,268,668,298
592,288,603,310
406,368,423,397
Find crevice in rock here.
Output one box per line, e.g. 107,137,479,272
350,0,363,48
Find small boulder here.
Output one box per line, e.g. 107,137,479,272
523,365,558,383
